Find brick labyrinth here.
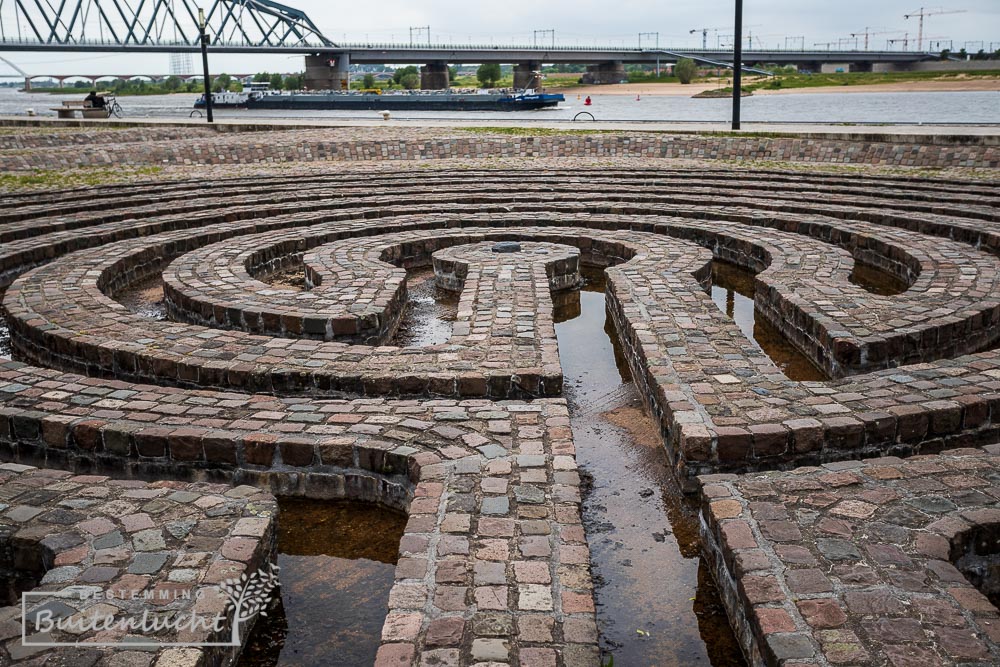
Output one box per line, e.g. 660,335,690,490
1,161,1000,666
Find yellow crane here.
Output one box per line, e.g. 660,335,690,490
904,7,967,51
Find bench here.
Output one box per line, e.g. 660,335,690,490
50,100,107,119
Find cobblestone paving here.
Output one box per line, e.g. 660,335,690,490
700,446,1000,667
0,462,276,665
0,126,998,665
0,125,997,169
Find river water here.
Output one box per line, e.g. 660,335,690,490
1,87,998,124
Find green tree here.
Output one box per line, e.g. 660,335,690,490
269,73,284,89
164,75,182,91
362,73,376,88
674,58,697,84
448,65,458,81
476,63,502,88
399,71,420,89
283,74,303,90
212,73,232,93
392,65,419,84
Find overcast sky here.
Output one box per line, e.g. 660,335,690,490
1,0,997,76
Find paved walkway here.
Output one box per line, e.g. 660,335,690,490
2,114,999,139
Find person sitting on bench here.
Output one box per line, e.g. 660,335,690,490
84,91,106,109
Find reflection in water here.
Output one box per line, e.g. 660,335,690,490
240,499,407,667
115,275,168,321
394,268,458,347
710,262,827,382
557,268,745,667
849,262,909,296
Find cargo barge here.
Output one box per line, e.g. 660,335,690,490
194,89,564,112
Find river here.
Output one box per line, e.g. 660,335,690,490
1,87,998,124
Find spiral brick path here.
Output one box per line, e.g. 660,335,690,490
1,126,1000,666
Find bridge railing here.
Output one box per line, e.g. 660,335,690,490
0,36,930,55
0,36,330,49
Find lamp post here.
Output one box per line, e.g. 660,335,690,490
198,8,213,123
732,0,743,130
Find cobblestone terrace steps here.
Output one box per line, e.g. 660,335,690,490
1,126,997,170
1,159,999,665
2,166,1000,483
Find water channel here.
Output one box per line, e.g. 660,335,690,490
557,267,745,665
238,499,407,666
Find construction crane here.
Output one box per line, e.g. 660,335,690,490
850,27,902,50
689,27,726,49
904,8,967,51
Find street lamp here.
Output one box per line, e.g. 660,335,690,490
732,0,743,130
198,7,213,123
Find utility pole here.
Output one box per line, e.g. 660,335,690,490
784,36,804,50
853,27,872,50
732,0,743,131
888,33,910,51
533,29,555,48
198,7,213,123
409,26,430,46
814,41,836,51
904,8,966,51
640,32,660,76
852,28,901,51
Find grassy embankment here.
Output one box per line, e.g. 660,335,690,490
0,166,163,190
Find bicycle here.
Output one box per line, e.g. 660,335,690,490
104,94,124,119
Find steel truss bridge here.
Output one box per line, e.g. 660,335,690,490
0,0,331,49
0,0,943,69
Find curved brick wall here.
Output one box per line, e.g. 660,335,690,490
1,127,999,665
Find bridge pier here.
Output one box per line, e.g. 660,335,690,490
420,62,450,90
513,62,542,90
23,78,31,92
582,61,626,85
304,53,350,91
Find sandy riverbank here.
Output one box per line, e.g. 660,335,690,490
550,78,1000,97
